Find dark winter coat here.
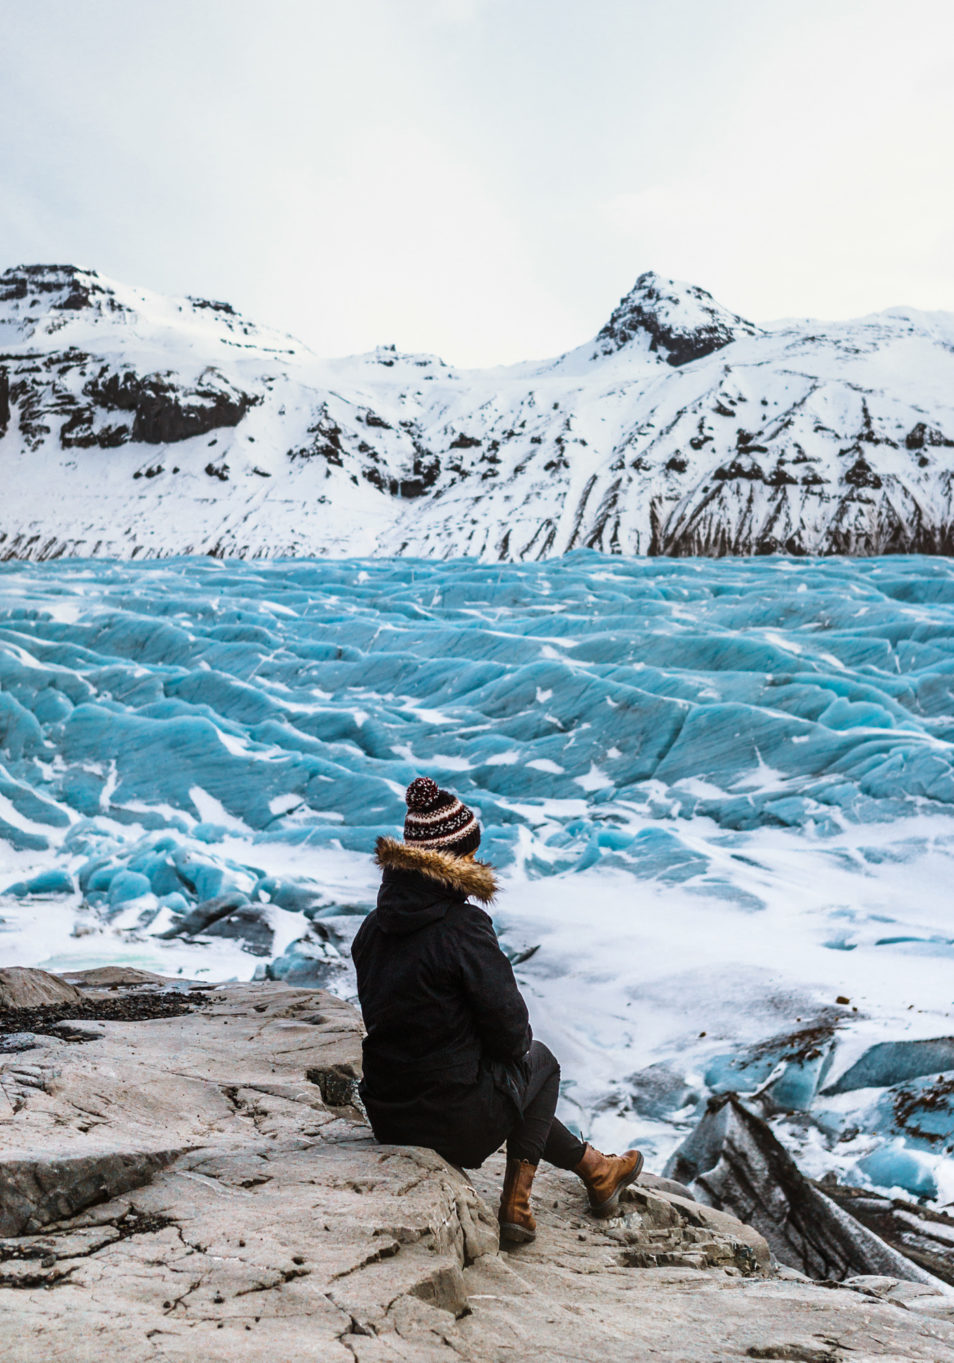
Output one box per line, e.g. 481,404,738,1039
351,837,532,1167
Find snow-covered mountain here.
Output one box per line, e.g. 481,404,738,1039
3,262,954,560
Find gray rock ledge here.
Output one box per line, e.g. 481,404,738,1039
2,968,954,1361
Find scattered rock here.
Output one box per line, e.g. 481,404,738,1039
0,988,209,1042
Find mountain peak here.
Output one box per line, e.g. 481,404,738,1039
593,270,760,366
0,263,126,318
0,263,301,357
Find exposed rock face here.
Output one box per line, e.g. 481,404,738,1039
0,264,255,469
0,367,10,438
86,365,257,445
821,1180,954,1287
666,1093,945,1285
0,263,129,314
2,263,954,561
7,356,256,455
593,270,761,365
2,970,954,1360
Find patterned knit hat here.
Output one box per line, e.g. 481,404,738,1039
403,776,480,856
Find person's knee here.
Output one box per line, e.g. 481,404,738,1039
529,1039,560,1081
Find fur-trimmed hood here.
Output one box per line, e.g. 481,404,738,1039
374,836,498,906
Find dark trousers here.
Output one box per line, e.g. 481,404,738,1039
506,1040,586,1169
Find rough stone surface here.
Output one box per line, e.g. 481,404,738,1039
463,1157,954,1362
0,967,84,1009
2,974,954,1361
58,967,172,988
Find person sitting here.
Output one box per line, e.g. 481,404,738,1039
351,776,643,1242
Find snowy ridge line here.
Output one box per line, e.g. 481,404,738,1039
2,263,954,560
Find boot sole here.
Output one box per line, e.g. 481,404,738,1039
589,1150,645,1218
499,1222,536,1244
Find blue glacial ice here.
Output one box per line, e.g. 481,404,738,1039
2,551,954,1200
2,553,954,870
705,1026,838,1112
824,1039,954,1095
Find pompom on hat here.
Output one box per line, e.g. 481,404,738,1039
403,776,481,857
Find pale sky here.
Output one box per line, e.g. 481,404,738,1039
2,0,953,366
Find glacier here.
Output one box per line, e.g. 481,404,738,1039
2,552,954,1205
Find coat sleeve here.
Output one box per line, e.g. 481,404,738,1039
454,907,532,1062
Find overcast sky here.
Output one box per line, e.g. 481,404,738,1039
2,0,952,366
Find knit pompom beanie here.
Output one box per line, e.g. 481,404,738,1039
403,776,480,856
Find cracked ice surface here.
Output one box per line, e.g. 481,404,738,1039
2,552,954,1201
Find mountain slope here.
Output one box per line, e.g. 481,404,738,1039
2,262,954,560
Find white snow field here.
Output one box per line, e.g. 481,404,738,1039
1,553,954,1205
3,263,954,561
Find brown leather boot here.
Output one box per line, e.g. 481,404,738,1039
498,1157,537,1243
573,1143,644,1217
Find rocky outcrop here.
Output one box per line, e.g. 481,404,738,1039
593,271,761,365
0,367,9,438
821,1179,954,1287
0,966,83,1009
86,365,256,445
7,359,257,454
0,264,128,315
2,970,954,1360
666,1093,947,1285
